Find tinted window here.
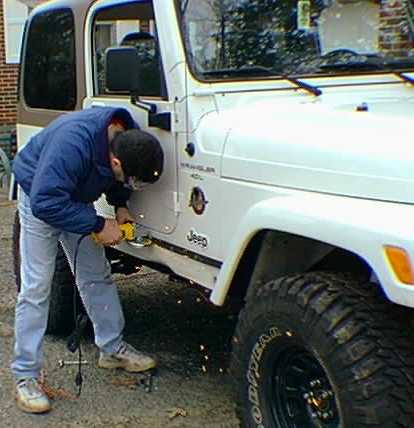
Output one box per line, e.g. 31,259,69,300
23,9,76,110
93,1,164,98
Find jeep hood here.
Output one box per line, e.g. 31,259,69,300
203,98,414,203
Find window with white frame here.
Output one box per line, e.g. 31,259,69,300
2,0,28,63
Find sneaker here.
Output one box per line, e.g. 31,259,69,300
15,378,51,414
98,341,156,372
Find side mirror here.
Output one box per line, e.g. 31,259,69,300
105,47,142,93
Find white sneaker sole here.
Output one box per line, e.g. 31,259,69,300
16,395,51,414
98,358,156,372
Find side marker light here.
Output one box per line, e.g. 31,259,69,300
384,246,414,285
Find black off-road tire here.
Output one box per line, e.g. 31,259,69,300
231,272,414,428
13,210,78,334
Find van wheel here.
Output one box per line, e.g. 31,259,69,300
13,210,79,334
231,272,414,428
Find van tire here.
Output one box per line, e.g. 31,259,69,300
13,210,79,334
231,272,414,428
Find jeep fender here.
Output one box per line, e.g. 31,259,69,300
212,189,414,308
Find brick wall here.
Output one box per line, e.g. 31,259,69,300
379,0,413,57
0,0,18,126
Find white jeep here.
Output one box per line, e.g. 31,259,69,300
13,0,414,426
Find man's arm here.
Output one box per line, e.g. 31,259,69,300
105,181,131,211
30,130,105,234
105,181,135,224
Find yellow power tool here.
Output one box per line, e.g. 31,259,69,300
91,222,135,243
92,222,152,247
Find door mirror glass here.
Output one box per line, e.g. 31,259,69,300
105,47,142,93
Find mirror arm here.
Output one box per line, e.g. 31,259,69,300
131,92,157,114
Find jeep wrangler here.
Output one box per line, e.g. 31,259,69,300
12,0,414,426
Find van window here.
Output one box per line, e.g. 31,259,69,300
92,1,164,98
23,9,76,111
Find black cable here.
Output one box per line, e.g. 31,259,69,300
67,233,89,396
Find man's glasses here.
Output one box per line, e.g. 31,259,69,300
125,176,149,191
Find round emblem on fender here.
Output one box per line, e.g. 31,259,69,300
189,187,208,215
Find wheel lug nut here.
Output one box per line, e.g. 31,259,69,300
323,412,329,419
303,393,309,399
321,391,328,399
307,398,313,404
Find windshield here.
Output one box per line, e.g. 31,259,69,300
178,0,414,79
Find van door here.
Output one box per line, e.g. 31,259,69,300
84,0,178,235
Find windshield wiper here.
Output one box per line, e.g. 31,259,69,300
202,66,272,78
201,67,322,96
284,76,322,96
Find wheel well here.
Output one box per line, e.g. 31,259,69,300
226,230,373,304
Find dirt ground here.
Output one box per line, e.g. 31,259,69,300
0,189,240,427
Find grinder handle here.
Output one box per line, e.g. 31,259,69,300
91,222,136,244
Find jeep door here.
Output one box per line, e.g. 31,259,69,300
84,0,179,235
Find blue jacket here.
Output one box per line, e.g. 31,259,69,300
13,107,137,234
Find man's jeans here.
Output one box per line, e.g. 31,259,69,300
11,191,125,380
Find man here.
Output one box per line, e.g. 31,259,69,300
11,106,164,414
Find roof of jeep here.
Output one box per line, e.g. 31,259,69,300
18,0,96,127
18,0,154,127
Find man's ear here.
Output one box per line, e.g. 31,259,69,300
109,152,122,168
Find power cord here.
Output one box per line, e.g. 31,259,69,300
66,234,89,396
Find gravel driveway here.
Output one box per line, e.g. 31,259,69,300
0,190,240,428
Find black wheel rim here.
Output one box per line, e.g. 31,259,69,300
271,345,340,428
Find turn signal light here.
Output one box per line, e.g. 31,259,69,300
384,246,414,285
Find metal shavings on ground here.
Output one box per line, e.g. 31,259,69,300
110,376,139,390
39,370,78,400
167,407,188,420
110,372,154,393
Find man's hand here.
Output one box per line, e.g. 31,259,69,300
116,207,135,225
95,219,123,246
